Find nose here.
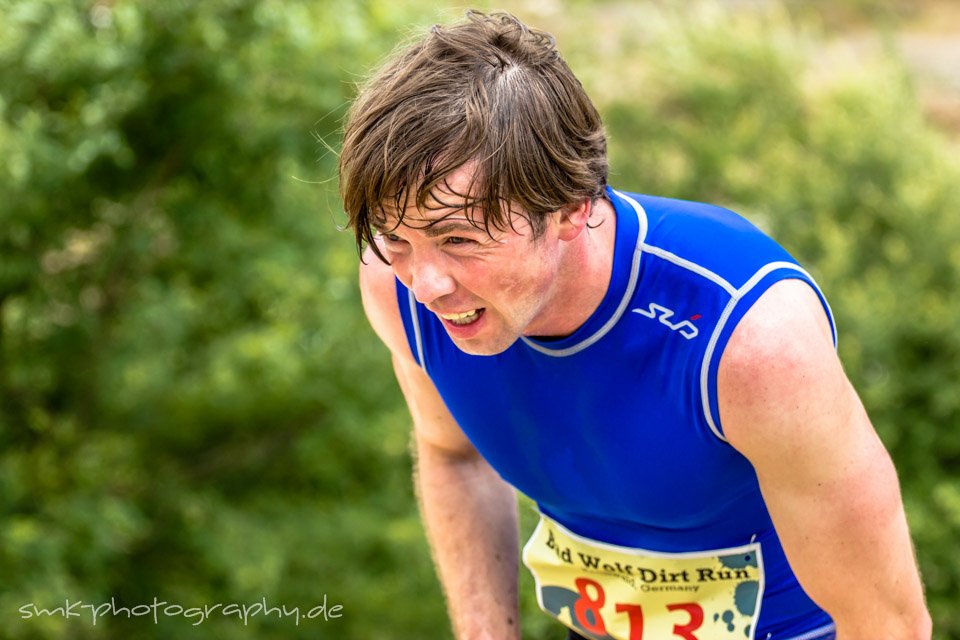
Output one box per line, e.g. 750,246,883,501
409,252,456,305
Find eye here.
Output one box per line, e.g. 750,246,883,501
378,231,404,244
444,236,474,246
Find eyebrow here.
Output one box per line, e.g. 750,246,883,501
375,220,485,238
421,220,485,237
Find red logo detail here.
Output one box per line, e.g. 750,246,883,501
689,314,702,321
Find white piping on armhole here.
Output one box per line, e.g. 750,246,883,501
407,289,426,370
699,262,837,442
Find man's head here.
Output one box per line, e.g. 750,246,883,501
339,10,608,260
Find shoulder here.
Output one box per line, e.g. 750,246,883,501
359,247,477,454
631,193,795,287
717,278,847,459
358,246,416,363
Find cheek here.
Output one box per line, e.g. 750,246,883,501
494,259,551,301
457,245,554,304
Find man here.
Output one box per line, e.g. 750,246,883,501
338,10,930,640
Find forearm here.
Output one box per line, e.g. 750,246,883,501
416,438,520,640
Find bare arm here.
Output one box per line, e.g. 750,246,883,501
719,280,930,639
360,248,521,640
395,354,521,640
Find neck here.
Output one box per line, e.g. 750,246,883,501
526,197,617,338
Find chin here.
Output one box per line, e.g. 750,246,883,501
449,335,517,357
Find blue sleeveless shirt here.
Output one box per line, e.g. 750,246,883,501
396,188,837,639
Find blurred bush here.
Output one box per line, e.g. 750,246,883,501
1,1,957,639
0,1,447,638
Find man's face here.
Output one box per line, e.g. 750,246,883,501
374,167,567,356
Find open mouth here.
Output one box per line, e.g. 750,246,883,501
439,309,484,326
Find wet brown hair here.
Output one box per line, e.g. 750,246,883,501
338,10,608,261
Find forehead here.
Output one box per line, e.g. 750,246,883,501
376,164,490,230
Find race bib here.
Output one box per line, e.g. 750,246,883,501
522,515,763,640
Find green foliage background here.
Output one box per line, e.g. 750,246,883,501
1,0,957,638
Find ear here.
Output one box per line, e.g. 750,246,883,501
555,199,591,241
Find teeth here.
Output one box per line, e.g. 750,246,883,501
440,310,478,320
440,309,481,325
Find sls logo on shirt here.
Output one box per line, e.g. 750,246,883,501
632,303,700,339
